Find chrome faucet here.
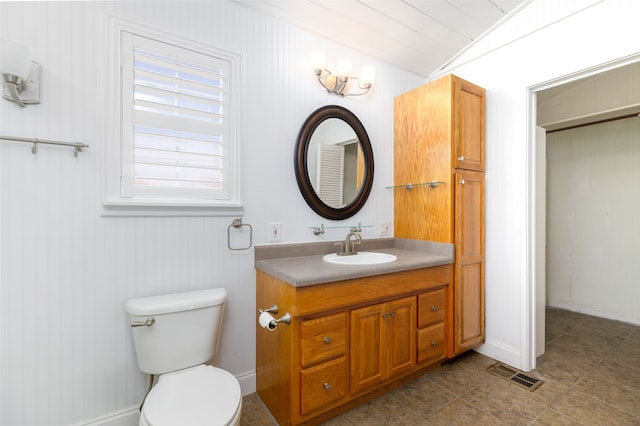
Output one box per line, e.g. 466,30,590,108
337,228,362,256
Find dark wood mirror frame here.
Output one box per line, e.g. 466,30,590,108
294,105,374,220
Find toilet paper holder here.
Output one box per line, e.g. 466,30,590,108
258,304,279,315
257,305,291,328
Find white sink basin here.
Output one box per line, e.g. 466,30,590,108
322,251,398,266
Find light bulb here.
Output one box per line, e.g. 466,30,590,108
337,57,352,77
0,39,31,78
359,65,375,87
311,50,326,71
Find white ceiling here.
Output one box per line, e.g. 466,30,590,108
234,0,529,77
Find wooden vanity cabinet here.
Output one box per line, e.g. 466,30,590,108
256,266,450,425
394,74,485,357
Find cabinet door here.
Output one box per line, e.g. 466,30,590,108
387,296,416,377
350,304,385,394
350,297,417,394
454,170,485,353
454,78,485,172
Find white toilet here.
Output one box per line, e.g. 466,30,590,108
126,288,242,426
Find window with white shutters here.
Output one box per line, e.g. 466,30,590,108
105,23,241,213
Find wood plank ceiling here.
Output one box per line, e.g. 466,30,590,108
233,0,529,77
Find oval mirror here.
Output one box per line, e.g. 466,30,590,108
294,105,374,220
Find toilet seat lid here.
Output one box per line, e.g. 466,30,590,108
142,365,241,426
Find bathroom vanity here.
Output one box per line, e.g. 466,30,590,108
254,239,454,425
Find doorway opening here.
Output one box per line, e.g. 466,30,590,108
526,56,640,370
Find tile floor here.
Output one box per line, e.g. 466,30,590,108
240,307,640,425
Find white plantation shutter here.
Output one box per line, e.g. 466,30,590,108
120,32,232,201
317,144,345,207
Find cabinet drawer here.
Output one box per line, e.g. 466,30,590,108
418,288,445,328
300,356,347,416
417,323,445,364
300,312,347,367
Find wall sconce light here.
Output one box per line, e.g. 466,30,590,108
1,39,41,107
312,51,375,97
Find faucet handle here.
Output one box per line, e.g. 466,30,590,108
333,242,343,255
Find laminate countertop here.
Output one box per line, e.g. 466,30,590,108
254,238,454,287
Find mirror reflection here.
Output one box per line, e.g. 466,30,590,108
294,105,374,220
307,118,365,208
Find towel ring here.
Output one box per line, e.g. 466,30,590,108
227,218,252,250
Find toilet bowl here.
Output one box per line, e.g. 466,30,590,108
140,365,242,426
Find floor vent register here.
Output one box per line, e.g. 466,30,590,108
486,362,544,391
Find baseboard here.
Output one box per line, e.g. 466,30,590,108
548,302,640,326
77,406,139,426
474,338,523,370
236,369,256,395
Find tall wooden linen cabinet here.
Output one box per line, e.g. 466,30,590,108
394,74,485,356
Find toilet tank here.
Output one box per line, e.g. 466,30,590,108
125,288,227,375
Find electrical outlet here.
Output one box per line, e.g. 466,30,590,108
269,223,281,242
379,220,391,236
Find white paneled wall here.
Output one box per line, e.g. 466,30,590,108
0,2,424,425
433,0,640,369
547,119,640,324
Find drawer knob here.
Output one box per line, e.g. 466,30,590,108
323,382,331,391
381,313,388,319
431,341,438,347
390,311,396,317
431,306,438,312
458,155,464,162
323,336,332,344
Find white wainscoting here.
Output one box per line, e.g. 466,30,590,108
0,2,424,425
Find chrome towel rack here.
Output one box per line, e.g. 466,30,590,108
0,135,89,157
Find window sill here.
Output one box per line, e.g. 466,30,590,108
101,199,244,217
